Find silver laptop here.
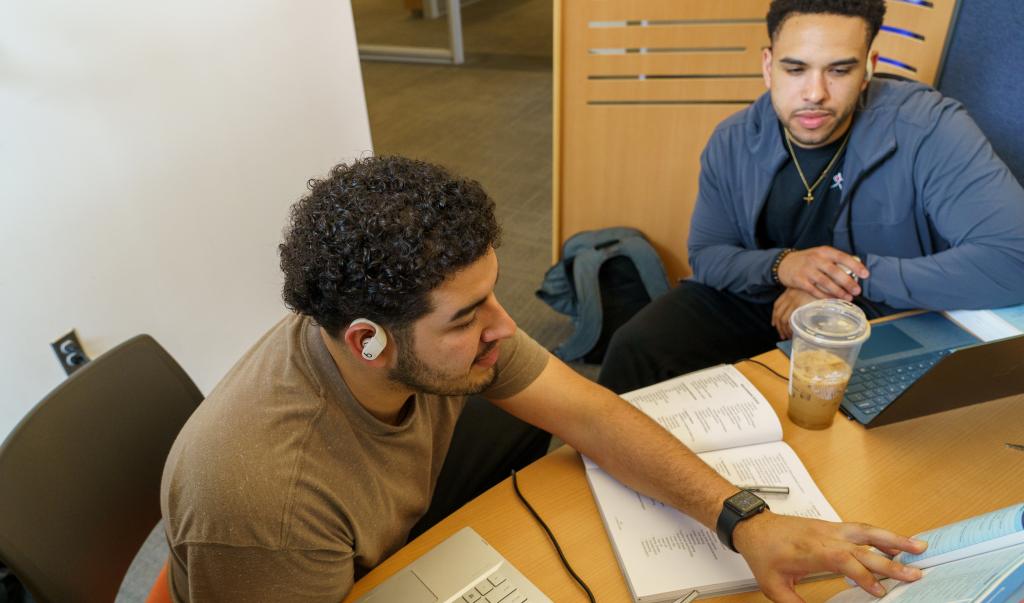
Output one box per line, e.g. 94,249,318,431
355,527,553,603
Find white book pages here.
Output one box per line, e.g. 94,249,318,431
586,441,840,602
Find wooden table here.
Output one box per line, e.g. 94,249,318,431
343,349,1024,602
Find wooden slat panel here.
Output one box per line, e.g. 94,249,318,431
874,0,958,85
551,0,565,259
587,0,770,22
586,77,765,102
875,31,930,78
559,105,742,279
586,50,764,76
885,0,956,43
585,22,767,50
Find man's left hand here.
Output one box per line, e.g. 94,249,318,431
772,288,817,340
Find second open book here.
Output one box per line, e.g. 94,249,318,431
583,364,840,602
827,503,1024,602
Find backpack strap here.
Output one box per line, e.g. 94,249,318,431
616,235,671,301
554,245,605,361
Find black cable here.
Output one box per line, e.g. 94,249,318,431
510,469,596,603
739,358,789,382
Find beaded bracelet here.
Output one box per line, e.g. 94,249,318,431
771,248,795,284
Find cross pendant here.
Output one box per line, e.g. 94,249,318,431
803,192,815,203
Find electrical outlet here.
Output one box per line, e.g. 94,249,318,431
51,329,91,376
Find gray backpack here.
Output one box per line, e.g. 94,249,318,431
537,227,670,363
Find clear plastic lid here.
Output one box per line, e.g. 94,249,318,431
790,299,871,347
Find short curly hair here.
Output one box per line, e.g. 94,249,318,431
767,0,886,46
279,155,501,336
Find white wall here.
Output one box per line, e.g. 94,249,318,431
0,0,373,439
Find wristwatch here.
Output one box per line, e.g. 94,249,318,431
716,490,768,553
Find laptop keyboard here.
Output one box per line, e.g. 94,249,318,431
460,571,528,602
844,349,953,418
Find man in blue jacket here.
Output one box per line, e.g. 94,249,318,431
599,0,1024,393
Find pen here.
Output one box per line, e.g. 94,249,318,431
736,484,790,495
1006,443,1024,452
670,591,699,603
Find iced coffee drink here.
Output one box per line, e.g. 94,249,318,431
788,300,870,430
788,348,854,429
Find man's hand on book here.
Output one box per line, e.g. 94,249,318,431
732,512,927,602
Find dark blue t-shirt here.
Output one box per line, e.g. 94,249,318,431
756,126,849,250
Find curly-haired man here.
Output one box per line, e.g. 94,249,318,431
600,0,1024,393
161,156,926,602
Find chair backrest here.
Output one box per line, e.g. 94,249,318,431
937,0,1024,183
0,335,202,603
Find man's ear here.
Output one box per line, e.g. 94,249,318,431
762,46,773,89
344,319,388,363
864,50,879,86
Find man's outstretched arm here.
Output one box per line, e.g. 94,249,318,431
491,355,925,602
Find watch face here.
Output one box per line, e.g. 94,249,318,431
727,490,765,516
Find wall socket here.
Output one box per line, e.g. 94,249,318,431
51,329,91,376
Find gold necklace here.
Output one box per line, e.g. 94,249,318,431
783,128,851,204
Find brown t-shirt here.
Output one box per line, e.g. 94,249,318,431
159,314,549,602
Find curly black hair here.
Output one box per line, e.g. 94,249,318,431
767,0,886,45
279,155,501,336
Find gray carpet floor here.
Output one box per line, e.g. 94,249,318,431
116,0,593,599
356,0,578,354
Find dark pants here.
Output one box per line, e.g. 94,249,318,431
408,396,551,541
597,280,781,394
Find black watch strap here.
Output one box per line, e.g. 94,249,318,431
716,491,768,553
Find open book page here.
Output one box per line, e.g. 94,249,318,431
895,503,1024,569
585,441,839,601
945,304,1024,342
583,365,781,471
827,544,1024,603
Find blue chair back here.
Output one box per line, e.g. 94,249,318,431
937,0,1024,183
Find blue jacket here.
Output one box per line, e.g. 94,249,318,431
688,78,1024,311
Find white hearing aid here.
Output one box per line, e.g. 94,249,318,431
350,318,387,360
864,60,874,82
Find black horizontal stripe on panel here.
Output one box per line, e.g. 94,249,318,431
588,47,746,54
587,99,755,105
891,0,934,7
880,25,926,41
878,56,918,72
589,18,765,27
588,74,763,80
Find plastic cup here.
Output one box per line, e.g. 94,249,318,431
787,300,871,429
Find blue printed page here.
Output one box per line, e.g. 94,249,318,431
992,304,1024,332
945,304,1024,342
891,545,1024,603
827,544,1024,603
896,504,1024,567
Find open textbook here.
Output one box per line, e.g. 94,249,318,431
583,364,841,602
827,503,1024,603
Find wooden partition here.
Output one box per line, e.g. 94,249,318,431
553,0,960,280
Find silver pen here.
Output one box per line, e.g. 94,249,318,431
736,484,790,495
670,591,699,603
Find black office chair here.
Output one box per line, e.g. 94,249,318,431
0,335,202,603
